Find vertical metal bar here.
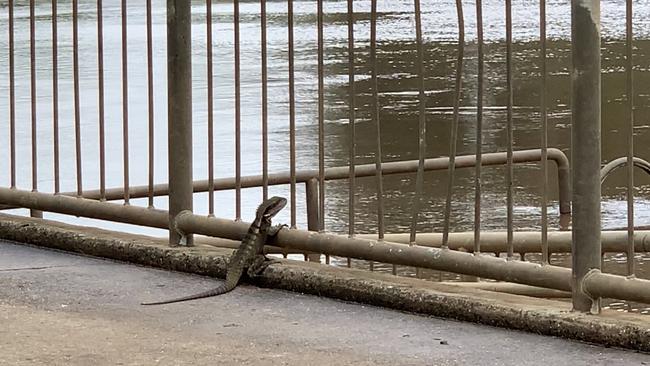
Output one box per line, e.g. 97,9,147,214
571,0,601,313
98,0,106,200
167,0,194,246
30,0,42,218
505,0,513,259
306,179,319,232
288,0,297,228
474,0,484,255
317,0,328,264
317,0,325,225
370,0,388,273
52,0,60,194
234,0,241,220
9,0,16,189
261,0,269,201
73,0,83,196
306,179,321,262
369,0,383,240
540,0,549,264
146,0,154,208
347,0,355,268
30,0,37,189
625,0,635,276
442,0,464,249
408,0,427,249
207,0,215,215
121,0,130,204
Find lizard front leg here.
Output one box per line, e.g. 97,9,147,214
268,223,288,237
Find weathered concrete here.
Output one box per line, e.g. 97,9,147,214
1,213,650,352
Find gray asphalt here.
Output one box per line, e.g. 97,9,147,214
1,239,649,366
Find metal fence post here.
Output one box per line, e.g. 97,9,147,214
306,178,321,262
167,0,193,246
571,0,601,313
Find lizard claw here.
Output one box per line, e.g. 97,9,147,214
269,224,288,237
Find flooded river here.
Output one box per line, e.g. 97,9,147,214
1,1,650,309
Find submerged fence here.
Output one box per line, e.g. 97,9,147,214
1,0,649,314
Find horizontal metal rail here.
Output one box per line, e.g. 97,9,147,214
356,231,650,254
0,149,571,215
4,186,650,304
450,282,570,298
601,156,650,184
585,270,650,305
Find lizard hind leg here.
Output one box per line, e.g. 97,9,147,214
247,255,277,278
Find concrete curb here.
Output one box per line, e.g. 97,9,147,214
1,213,649,352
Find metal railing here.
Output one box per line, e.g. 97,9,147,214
0,0,649,315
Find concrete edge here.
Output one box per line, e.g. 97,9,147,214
1,213,649,352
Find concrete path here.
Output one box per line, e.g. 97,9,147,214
1,240,649,366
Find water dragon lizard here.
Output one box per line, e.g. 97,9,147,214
141,196,287,305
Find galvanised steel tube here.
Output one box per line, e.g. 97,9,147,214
121,0,130,204
146,0,155,208
370,0,385,242
73,0,83,197
261,0,269,202
346,0,356,239
571,0,601,313
175,213,572,292
356,231,650,254
29,0,42,220
34,149,569,213
167,0,194,246
505,0,514,259
584,270,650,305
234,0,242,220
409,0,427,246
443,0,465,249
98,0,107,200
0,188,168,230
600,157,650,184
540,0,549,265
9,0,16,189
451,282,570,298
288,0,297,228
51,0,60,194
207,0,215,214
317,0,325,233
624,0,635,278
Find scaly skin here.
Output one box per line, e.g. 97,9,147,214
141,196,287,305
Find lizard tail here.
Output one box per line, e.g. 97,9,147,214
141,282,234,305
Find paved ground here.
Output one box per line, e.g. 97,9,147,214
1,240,649,365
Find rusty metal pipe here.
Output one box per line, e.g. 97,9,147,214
356,231,650,254
14,149,568,213
0,188,168,229
584,270,650,304
451,282,570,298
600,156,650,184
174,212,572,292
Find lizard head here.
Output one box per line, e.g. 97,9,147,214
257,196,288,220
